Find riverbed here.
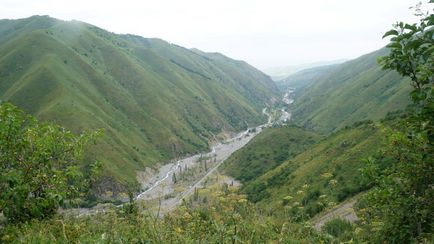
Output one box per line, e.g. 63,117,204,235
135,123,266,203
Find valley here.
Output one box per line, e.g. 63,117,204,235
1,3,433,242
75,97,287,215
67,86,296,216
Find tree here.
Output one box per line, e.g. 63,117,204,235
379,1,434,138
361,2,434,242
0,102,101,223
172,172,177,183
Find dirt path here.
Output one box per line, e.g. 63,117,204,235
312,198,358,230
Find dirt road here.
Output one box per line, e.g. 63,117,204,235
312,198,358,230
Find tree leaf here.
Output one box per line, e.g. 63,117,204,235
383,29,399,38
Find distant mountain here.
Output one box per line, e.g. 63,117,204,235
263,59,347,81
275,64,340,91
290,48,411,133
0,15,278,189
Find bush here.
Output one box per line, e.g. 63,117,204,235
0,188,330,243
242,182,269,203
323,218,353,238
361,5,434,242
0,103,101,223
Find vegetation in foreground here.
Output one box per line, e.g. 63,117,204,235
1,183,329,243
357,4,434,241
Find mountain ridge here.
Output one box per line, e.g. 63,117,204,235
0,15,278,191
287,48,411,133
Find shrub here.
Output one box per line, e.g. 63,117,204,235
323,218,353,238
0,103,101,223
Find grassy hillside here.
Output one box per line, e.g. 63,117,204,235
289,48,411,133
221,126,320,184
223,121,386,218
275,64,339,91
0,15,278,189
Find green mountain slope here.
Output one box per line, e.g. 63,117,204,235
224,121,384,218
276,64,339,91
263,59,346,81
221,126,320,184
289,48,411,133
0,15,278,188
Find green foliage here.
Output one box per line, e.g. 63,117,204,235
360,3,434,242
0,102,101,223
0,189,328,243
361,128,434,242
379,7,433,95
323,218,353,238
379,3,434,140
242,181,270,203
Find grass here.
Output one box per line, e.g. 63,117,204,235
323,218,354,238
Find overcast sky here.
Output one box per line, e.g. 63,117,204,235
0,0,427,69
